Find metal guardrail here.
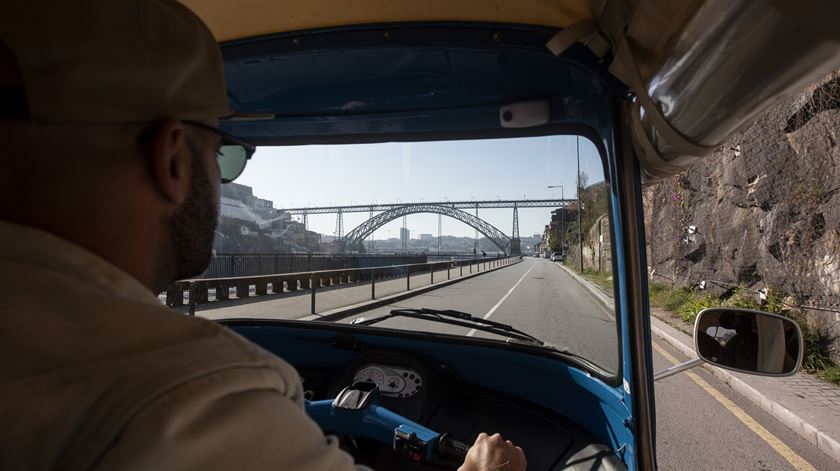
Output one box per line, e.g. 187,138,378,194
167,255,521,316
201,253,430,278
199,252,490,278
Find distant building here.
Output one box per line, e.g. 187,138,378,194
419,233,433,241
220,182,274,213
253,197,273,212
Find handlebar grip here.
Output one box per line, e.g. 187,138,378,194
437,433,470,462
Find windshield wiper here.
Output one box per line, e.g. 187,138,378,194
352,308,544,345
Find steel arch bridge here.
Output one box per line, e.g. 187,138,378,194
339,204,511,252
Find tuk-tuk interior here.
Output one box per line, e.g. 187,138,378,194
214,21,634,470
179,1,840,469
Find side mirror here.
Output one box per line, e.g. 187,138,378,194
694,308,803,377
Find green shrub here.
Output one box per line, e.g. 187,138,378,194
646,281,840,386
650,285,719,323
725,286,761,310
649,282,669,296
801,328,835,369
674,291,719,323
816,367,840,385
579,268,613,293
648,282,671,307
662,288,692,312
794,323,840,386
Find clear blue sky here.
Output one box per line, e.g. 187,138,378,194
236,135,604,241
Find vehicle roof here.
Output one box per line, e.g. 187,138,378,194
181,0,592,42
181,1,840,180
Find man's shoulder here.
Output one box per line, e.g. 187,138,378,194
0,266,304,470
88,298,302,399
2,283,303,414
1,256,297,387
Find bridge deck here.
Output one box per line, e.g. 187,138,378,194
275,198,576,214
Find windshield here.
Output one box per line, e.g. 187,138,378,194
191,135,618,374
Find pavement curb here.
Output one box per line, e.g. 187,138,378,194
302,258,524,323
649,314,840,464
557,265,840,464
556,263,614,311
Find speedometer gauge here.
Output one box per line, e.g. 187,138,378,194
354,365,385,386
381,373,405,394
352,364,422,398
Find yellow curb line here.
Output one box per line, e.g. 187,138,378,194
653,341,817,471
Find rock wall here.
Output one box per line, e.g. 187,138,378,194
643,69,840,361
566,214,612,274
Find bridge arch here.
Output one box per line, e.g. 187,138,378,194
340,204,511,252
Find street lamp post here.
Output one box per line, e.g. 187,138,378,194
547,185,564,200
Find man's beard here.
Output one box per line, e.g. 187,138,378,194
169,149,218,280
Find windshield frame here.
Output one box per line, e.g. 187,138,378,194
218,126,624,387
215,21,628,387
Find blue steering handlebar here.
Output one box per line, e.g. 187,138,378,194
305,382,469,463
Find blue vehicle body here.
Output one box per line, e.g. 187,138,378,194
219,22,654,470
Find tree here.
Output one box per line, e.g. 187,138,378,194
577,171,589,190
548,232,562,252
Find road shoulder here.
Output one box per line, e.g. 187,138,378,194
650,312,840,464
559,263,840,464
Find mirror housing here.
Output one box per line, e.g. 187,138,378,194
694,308,803,377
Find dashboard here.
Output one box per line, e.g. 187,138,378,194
312,351,445,425
222,322,625,470
353,364,423,398
297,350,621,471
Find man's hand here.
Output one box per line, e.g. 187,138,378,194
458,433,526,471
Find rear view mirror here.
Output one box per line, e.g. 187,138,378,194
694,308,803,377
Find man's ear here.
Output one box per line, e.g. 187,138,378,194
148,119,191,207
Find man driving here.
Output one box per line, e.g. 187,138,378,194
0,1,526,470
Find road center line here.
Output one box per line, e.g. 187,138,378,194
466,264,535,337
652,341,817,471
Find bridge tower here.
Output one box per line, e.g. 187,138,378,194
368,208,374,252
335,209,344,239
510,203,521,255
302,212,308,230
437,214,442,254
473,204,479,254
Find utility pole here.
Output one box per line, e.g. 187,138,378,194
577,135,584,272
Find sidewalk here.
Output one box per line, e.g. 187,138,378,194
558,263,840,464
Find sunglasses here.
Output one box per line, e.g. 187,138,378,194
183,121,256,183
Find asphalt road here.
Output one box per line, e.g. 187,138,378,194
339,257,838,470
340,256,619,372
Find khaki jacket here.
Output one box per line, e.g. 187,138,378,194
0,220,365,470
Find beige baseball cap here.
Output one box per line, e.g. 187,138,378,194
0,0,246,123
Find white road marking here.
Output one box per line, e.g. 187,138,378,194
466,263,536,337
